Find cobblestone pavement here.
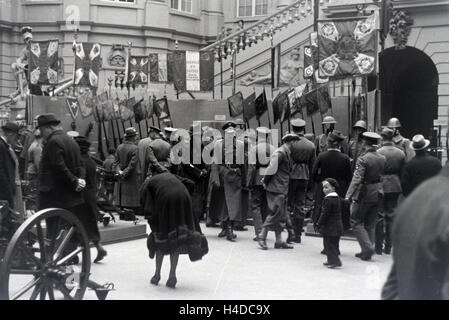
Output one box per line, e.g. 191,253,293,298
84,224,393,300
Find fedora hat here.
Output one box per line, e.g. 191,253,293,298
36,113,61,129
1,122,21,135
328,130,346,142
411,135,430,151
125,127,138,138
380,128,395,140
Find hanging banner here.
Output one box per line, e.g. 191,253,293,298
127,56,149,86
317,14,378,79
186,51,201,92
28,40,59,86
74,43,102,88
149,53,173,83
172,50,214,92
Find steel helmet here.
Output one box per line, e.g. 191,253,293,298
322,116,337,125
387,118,402,129
353,120,367,131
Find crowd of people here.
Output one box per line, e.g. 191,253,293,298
0,112,446,295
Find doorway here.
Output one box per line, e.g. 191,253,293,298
380,46,439,140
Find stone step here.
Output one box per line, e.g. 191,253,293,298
99,214,148,245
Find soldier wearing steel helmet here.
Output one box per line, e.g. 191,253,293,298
346,132,386,261
349,120,368,172
387,118,415,162
315,116,348,157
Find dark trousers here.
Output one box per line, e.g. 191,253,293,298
351,200,379,253
324,236,341,265
375,193,400,251
287,179,308,236
263,192,287,233
250,185,268,236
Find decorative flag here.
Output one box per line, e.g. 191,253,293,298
272,90,289,124
93,92,108,122
255,89,268,120
288,89,302,117
74,43,102,87
172,51,215,92
301,85,332,116
271,44,281,89
155,97,171,120
127,56,149,86
133,99,146,123
149,53,173,83
77,90,95,119
317,14,378,79
243,93,257,122
145,99,154,118
118,99,134,122
101,100,116,122
228,92,244,118
66,97,80,120
304,46,314,79
28,40,59,86
317,85,332,114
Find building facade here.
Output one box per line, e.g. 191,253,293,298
0,0,297,99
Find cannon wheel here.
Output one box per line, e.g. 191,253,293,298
0,209,91,300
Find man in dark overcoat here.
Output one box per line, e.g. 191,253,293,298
288,119,316,243
312,131,352,230
401,135,442,197
37,114,86,211
382,163,449,300
209,122,246,242
346,132,386,261
115,128,141,213
0,123,22,213
257,134,299,250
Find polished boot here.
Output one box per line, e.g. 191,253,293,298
226,223,237,242
286,229,296,244
218,228,227,238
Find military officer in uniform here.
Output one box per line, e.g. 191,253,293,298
348,120,367,172
375,128,406,255
288,118,316,243
115,128,141,214
247,127,276,241
210,122,246,242
387,118,415,162
258,134,300,250
346,132,386,261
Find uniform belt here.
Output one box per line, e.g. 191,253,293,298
365,180,381,185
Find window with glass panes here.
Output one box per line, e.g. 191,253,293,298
171,0,193,13
238,0,268,17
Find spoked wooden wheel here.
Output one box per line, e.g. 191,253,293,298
0,209,91,300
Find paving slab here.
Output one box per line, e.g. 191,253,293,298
84,224,393,300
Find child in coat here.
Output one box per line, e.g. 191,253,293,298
317,178,344,269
